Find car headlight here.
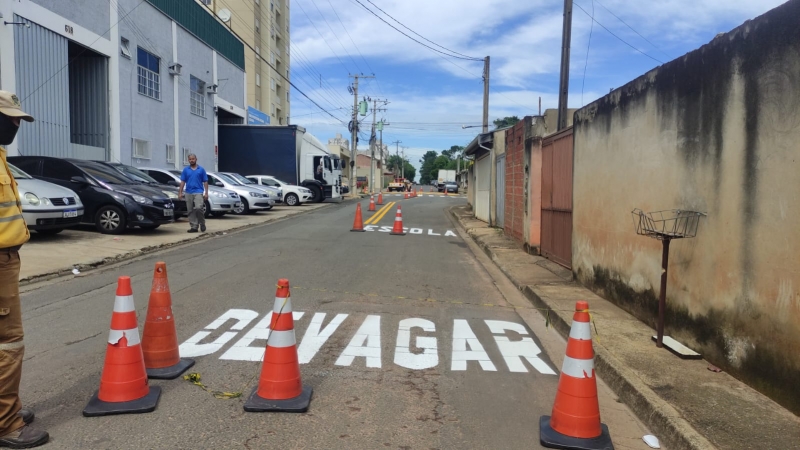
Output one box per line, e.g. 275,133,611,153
128,193,154,205
211,191,228,198
248,192,261,197
162,190,178,199
24,192,39,206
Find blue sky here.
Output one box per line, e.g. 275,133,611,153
288,0,787,180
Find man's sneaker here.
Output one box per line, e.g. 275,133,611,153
18,409,33,425
0,425,49,448
187,228,198,233
200,223,206,232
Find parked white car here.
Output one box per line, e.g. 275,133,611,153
245,175,313,206
221,172,282,203
139,167,242,218
206,172,275,214
8,163,84,235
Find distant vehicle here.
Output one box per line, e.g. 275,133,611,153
95,162,187,218
206,171,274,215
444,181,459,194
8,163,84,235
246,175,313,206
388,177,410,192
437,169,456,191
9,156,175,234
139,167,241,218
218,125,343,202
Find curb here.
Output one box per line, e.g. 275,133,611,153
448,206,715,450
20,203,334,287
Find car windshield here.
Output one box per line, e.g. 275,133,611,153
226,173,256,185
169,170,182,177
7,164,31,179
216,173,242,185
115,165,159,184
74,163,132,185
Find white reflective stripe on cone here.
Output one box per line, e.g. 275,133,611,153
272,297,292,313
561,355,595,378
569,321,592,340
0,341,24,351
113,295,135,313
267,329,296,348
108,328,141,346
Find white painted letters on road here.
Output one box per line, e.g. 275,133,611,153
394,318,438,370
444,230,457,237
451,319,497,371
485,320,556,375
220,311,305,361
297,313,349,364
428,229,441,236
179,309,259,357
336,315,382,368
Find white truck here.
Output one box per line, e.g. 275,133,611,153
218,125,343,203
436,169,456,191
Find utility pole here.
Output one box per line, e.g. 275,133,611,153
401,146,408,180
349,74,374,196
369,98,389,195
391,140,402,178
557,0,573,131
483,56,490,134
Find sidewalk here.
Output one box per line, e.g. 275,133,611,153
19,202,333,284
449,205,800,450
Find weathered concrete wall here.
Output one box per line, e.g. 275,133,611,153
572,0,800,413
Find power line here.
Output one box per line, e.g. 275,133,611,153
594,0,672,60
573,2,664,64
582,0,595,106
295,0,353,74
325,0,384,96
351,0,482,61
307,0,363,73
363,0,480,61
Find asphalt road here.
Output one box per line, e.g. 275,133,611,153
17,194,657,449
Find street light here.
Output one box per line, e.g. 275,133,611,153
461,125,483,129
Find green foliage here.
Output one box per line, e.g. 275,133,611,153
493,116,520,129
418,150,438,184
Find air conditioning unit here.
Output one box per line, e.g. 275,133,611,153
207,84,219,95
168,62,182,76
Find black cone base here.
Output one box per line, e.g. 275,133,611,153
351,228,366,232
146,358,195,380
243,385,313,413
83,386,162,417
539,416,614,450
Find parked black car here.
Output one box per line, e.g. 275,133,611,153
94,161,187,217
8,156,175,234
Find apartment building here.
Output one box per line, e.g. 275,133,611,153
197,0,290,125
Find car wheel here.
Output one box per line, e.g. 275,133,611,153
234,198,250,215
95,205,126,234
140,224,160,230
285,193,299,206
203,200,211,218
36,228,63,235
308,185,323,203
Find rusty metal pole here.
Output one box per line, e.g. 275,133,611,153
657,238,671,348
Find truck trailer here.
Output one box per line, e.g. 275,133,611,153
218,125,342,203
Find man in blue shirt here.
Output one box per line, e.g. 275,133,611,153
178,153,209,233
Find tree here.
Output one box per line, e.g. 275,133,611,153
441,145,463,160
493,116,520,129
403,162,416,183
387,154,404,175
419,150,439,184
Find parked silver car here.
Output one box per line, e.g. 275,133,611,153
139,167,242,218
206,172,275,214
221,172,282,204
8,163,84,234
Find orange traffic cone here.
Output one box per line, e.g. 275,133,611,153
142,262,195,379
368,195,376,211
540,301,613,449
377,193,384,205
244,279,312,413
351,203,365,232
444,187,449,196
390,205,406,235
83,276,161,417
404,192,409,199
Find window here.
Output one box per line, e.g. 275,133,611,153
256,99,261,110
271,103,275,116
148,171,173,184
190,76,205,117
270,77,275,91
286,91,289,102
286,69,289,79
285,44,289,56
256,46,260,55
270,51,275,64
255,18,260,33
270,1,274,11
200,0,211,5
166,144,175,163
42,160,81,181
182,148,192,165
120,37,131,59
133,138,151,159
256,73,260,87
255,0,259,4
137,47,161,100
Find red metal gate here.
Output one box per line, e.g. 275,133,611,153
541,127,573,268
